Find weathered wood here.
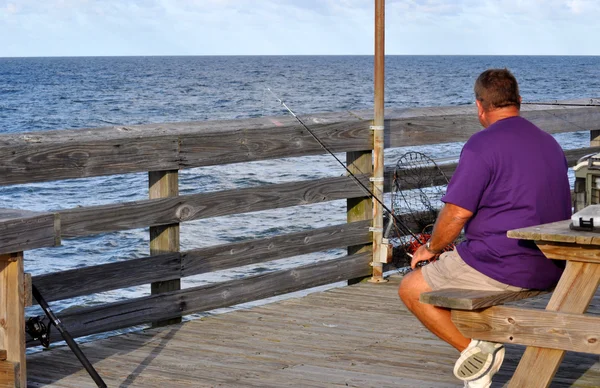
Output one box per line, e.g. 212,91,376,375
0,129,180,185
182,220,371,277
59,175,369,237
508,219,600,245
420,288,547,310
23,273,31,308
26,274,600,388
452,306,600,354
0,209,59,255
179,116,370,168
346,148,373,283
27,252,372,345
536,241,600,263
0,253,25,387
508,261,600,388
0,350,5,361
149,170,181,327
0,361,17,387
386,106,600,149
0,103,596,186
591,129,600,147
32,253,181,303
32,222,370,304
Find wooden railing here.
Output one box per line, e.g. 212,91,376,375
0,99,599,385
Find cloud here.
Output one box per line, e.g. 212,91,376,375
0,0,598,56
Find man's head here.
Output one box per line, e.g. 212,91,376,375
474,68,521,127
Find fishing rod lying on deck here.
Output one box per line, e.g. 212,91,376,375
26,285,107,388
266,88,439,268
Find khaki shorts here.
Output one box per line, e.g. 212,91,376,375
422,249,526,292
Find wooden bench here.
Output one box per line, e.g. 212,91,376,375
420,219,600,388
420,288,547,311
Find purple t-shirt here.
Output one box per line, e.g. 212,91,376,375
442,116,571,289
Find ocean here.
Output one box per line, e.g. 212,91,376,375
1,55,599,326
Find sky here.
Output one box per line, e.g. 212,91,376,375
0,0,599,57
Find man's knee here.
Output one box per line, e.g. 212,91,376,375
398,270,431,308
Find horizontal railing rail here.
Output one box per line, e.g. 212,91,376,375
0,103,598,185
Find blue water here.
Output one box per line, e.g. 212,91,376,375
1,56,598,319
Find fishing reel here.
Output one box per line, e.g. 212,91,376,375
25,316,52,348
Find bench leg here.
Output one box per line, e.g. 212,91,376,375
0,253,26,388
508,261,600,388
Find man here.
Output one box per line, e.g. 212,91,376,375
398,68,571,388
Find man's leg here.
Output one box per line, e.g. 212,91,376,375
398,268,470,352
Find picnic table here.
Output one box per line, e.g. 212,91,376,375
503,219,600,387
421,219,600,387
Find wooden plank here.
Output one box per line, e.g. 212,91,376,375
0,209,59,255
32,221,369,304
420,288,547,310
508,219,600,245
149,170,181,327
23,273,31,308
536,241,600,263
346,149,373,283
179,116,370,168
0,102,596,186
0,253,25,387
182,220,371,277
386,106,600,149
27,252,372,345
59,175,369,237
0,351,5,361
0,361,17,388
24,273,600,388
0,129,180,185
452,306,600,354
32,253,181,303
508,261,600,388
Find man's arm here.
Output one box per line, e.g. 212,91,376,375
410,203,473,268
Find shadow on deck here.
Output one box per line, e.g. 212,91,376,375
27,275,600,388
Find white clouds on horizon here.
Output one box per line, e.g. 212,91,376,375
0,0,598,56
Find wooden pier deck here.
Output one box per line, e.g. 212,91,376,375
26,275,600,388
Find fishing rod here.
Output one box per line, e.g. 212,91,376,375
266,88,420,241
27,285,107,388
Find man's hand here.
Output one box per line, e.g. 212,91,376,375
410,244,438,269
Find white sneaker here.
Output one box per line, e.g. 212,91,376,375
462,346,504,387
454,339,505,382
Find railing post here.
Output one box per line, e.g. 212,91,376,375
0,252,26,387
347,150,373,285
149,170,181,327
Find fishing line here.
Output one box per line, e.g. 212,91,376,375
266,88,420,240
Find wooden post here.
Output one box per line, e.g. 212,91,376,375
370,0,386,283
591,130,600,147
347,151,373,285
149,170,181,327
0,252,26,387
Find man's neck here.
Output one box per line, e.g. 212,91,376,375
484,107,520,127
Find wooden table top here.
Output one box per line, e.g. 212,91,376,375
507,219,600,246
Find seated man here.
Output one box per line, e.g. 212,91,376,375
398,68,571,388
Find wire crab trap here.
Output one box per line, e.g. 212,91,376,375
385,151,457,271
